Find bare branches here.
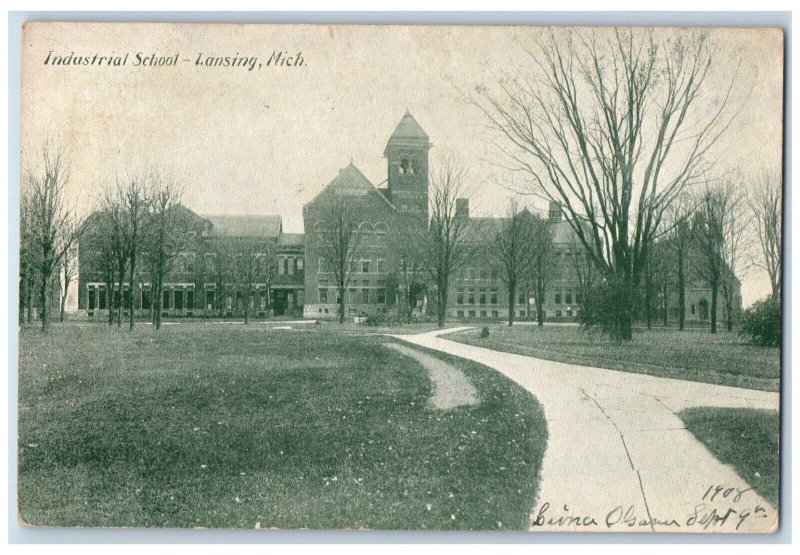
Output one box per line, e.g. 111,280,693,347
474,28,737,339
23,141,82,331
749,170,782,299
315,195,365,323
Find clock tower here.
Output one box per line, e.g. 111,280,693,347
384,111,431,219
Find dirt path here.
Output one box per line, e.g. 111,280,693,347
384,342,478,410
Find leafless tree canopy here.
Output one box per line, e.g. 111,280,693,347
23,142,82,331
493,199,535,326
750,170,782,299
694,179,748,333
419,159,478,328
315,196,365,323
475,28,736,338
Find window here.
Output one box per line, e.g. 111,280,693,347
490,288,498,305
377,259,386,273
350,260,359,273
575,292,582,304
362,289,370,304
88,288,96,310
457,288,464,305
319,289,328,303
186,289,194,310
480,310,487,318
377,288,386,304
318,257,326,273
297,257,304,271
491,267,499,280
205,253,216,273
457,310,465,318
468,289,475,304
479,288,487,305
480,269,488,280
492,310,499,318
362,260,371,273
98,286,107,310
205,289,215,309
186,253,196,273
565,291,572,304
555,292,562,305
468,310,476,318
691,304,696,315
175,290,184,310
285,257,292,275
319,278,329,287
362,279,369,287
163,290,171,310
556,310,562,317
519,292,526,304
278,256,285,275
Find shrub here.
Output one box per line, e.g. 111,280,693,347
740,297,781,347
480,326,490,338
578,278,637,340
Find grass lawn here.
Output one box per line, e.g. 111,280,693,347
18,324,546,530
679,407,780,508
446,325,780,391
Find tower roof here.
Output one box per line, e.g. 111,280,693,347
384,111,430,155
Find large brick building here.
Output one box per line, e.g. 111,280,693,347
74,111,740,325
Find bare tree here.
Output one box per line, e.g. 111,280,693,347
493,199,534,326
116,174,150,331
418,160,477,328
24,142,81,332
476,28,735,339
315,197,365,323
143,173,189,330
530,213,555,326
233,241,274,325
694,180,746,333
750,170,782,300
664,198,696,330
59,219,81,322
19,187,36,325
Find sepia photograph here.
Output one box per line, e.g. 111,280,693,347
15,20,784,533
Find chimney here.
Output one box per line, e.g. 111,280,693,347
548,200,562,221
456,198,470,219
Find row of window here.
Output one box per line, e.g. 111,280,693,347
86,283,302,311
318,288,387,305
132,252,306,275
318,258,387,275
456,287,502,306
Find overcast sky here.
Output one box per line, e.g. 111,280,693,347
21,23,783,306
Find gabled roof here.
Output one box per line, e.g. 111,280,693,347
384,111,430,155
304,162,395,211
277,233,305,247
203,214,283,238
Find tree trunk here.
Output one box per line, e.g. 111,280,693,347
38,274,49,332
710,282,718,334
678,252,686,331
26,271,34,324
128,254,137,331
508,282,516,327
661,279,669,328
244,289,250,325
535,286,545,327
60,279,68,322
338,284,345,324
437,281,448,328
106,277,113,326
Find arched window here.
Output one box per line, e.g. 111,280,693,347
359,222,374,246
374,222,388,234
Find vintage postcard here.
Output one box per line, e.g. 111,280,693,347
17,22,783,533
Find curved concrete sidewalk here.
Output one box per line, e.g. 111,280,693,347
391,327,780,533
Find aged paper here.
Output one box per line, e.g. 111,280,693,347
18,22,783,532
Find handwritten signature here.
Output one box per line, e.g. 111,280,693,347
530,484,771,531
